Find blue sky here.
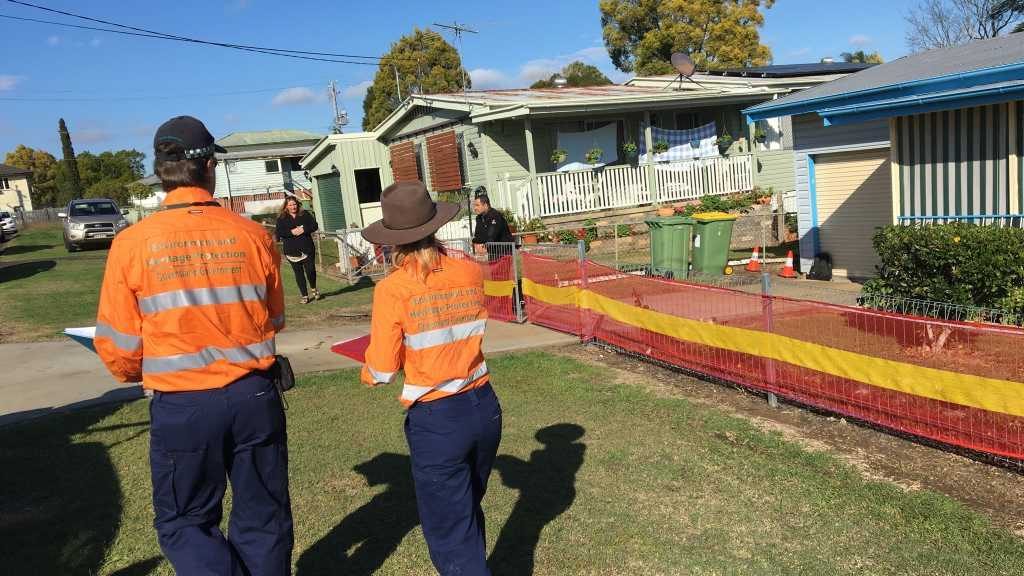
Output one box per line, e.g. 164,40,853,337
0,0,918,162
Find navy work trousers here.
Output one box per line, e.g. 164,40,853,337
405,382,502,576
149,371,294,576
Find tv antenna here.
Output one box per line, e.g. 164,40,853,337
434,21,477,110
665,52,705,91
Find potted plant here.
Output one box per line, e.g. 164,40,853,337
653,140,670,156
517,217,546,244
753,125,768,144
654,202,675,217
622,141,639,160
717,131,733,155
550,148,567,165
585,147,604,165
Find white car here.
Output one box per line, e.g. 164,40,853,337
0,211,17,236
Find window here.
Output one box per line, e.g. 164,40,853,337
287,158,303,172
0,178,8,190
354,168,383,204
264,159,280,173
675,113,699,130
70,201,118,217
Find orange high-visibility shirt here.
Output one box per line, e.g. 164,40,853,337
95,187,285,392
361,252,489,407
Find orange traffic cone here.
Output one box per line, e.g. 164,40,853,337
779,250,797,278
745,246,761,272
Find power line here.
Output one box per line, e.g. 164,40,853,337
2,1,429,67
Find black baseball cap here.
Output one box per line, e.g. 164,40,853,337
153,115,226,161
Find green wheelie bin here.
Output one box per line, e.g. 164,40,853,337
644,216,694,280
691,211,738,275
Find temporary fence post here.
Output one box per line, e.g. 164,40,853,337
614,223,620,270
578,239,589,342
339,234,354,284
511,243,525,323
761,271,779,408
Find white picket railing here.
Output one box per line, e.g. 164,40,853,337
536,164,651,217
654,154,753,203
495,154,754,220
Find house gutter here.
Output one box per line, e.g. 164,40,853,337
819,82,1024,125
743,60,1024,122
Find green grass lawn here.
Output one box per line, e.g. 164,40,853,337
1,351,1020,575
0,225,374,342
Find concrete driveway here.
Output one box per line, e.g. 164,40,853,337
0,322,577,426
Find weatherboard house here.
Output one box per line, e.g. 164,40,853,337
746,34,1024,278
213,130,321,213
301,63,871,234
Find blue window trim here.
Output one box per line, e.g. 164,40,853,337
807,154,821,256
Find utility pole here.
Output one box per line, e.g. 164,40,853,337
327,81,349,134
434,21,477,111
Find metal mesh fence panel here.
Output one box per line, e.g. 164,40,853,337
520,252,1024,461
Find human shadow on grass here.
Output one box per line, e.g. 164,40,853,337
1,243,54,257
0,259,56,282
295,452,419,576
0,399,148,574
319,275,374,300
489,423,587,576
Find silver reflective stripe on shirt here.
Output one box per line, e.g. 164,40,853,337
403,319,486,351
271,314,285,329
95,322,141,352
366,365,397,384
142,337,276,374
401,361,489,402
138,284,268,315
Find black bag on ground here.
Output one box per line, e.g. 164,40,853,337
807,253,833,281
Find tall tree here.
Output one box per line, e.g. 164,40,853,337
531,61,613,88
3,145,60,207
905,0,1022,51
993,0,1024,31
58,118,82,200
600,0,774,76
362,28,470,130
841,50,885,64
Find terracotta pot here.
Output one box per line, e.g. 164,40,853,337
657,207,675,217
523,234,539,244
349,256,361,268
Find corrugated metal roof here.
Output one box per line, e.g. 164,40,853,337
424,84,719,105
750,34,1024,112
216,145,314,160
216,129,322,148
0,163,31,177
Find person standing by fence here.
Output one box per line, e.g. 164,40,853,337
276,196,320,304
471,188,514,261
360,181,502,576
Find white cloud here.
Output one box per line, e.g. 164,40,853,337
47,35,61,46
75,128,114,144
0,75,22,91
517,45,618,84
272,86,325,107
342,80,373,100
469,68,509,90
849,34,872,47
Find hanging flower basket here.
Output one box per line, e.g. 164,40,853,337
551,149,567,165
585,147,604,165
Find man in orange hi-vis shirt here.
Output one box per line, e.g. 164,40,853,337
95,116,292,575
360,181,502,575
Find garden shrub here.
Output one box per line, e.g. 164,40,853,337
862,224,1024,311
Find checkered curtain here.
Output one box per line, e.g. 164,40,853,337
639,121,719,162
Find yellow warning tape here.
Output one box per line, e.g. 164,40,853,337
522,278,1024,418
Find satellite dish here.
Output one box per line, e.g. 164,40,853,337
671,52,696,78
665,52,703,91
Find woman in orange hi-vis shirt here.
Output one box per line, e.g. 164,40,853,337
360,181,501,576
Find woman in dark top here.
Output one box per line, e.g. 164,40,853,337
275,196,320,304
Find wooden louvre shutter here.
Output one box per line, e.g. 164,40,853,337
426,130,463,192
390,141,420,183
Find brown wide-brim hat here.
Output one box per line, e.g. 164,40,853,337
361,181,460,246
